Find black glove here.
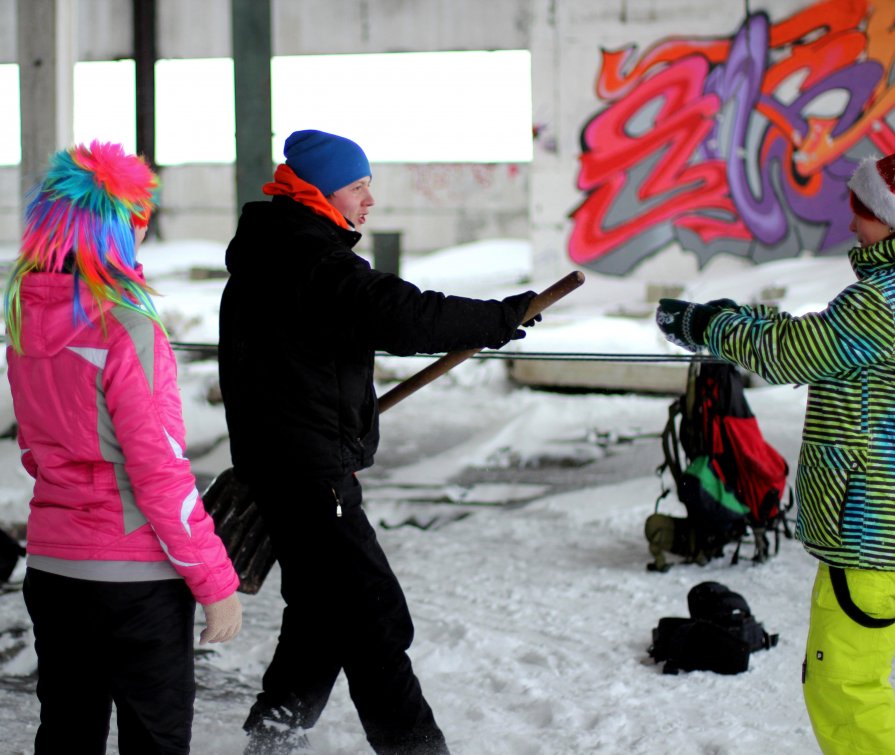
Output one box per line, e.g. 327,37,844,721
502,291,541,340
707,298,738,310
655,298,719,352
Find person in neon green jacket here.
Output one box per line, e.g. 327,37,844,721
656,152,895,755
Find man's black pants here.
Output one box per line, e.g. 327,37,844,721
251,473,448,754
24,568,196,754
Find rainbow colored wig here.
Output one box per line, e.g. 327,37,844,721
5,140,162,352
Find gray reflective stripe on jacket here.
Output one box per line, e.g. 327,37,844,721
65,307,155,534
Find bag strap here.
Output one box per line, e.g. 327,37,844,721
829,566,895,629
655,400,684,511
662,400,684,489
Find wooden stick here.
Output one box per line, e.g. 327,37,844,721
378,271,586,413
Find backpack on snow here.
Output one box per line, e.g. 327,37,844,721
648,581,778,675
646,361,793,572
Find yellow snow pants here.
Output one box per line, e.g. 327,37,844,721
803,562,895,754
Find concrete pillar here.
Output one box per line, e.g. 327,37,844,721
133,0,156,169
17,0,76,200
373,231,402,276
232,0,272,214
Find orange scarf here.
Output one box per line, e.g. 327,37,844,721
263,164,350,230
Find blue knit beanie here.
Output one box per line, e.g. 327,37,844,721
283,130,371,196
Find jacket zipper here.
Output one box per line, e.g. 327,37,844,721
332,487,343,518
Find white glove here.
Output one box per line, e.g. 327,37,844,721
199,592,243,645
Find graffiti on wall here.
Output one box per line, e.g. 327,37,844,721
571,0,895,274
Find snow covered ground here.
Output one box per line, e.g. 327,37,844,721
0,236,859,754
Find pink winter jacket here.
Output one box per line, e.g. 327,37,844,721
7,273,239,605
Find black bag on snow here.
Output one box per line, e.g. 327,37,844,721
687,581,775,652
650,616,752,675
648,581,778,675
647,361,793,571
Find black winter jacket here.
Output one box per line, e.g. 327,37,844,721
219,196,532,485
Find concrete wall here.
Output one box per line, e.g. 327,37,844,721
0,160,528,252
0,0,532,256
538,0,894,281
527,0,828,280
361,163,529,257
154,165,236,242
5,0,888,280
0,0,531,63
0,0,13,63
0,168,18,244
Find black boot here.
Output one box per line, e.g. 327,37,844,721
243,693,311,754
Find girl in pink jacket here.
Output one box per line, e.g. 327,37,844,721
5,141,241,753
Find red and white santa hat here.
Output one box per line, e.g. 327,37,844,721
848,153,895,229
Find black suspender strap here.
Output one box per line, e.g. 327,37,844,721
828,566,895,629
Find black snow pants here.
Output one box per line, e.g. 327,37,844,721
23,568,197,754
249,473,448,754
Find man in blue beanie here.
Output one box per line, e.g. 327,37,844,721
284,129,372,198
218,130,540,754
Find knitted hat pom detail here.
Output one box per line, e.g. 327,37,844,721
847,154,895,229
